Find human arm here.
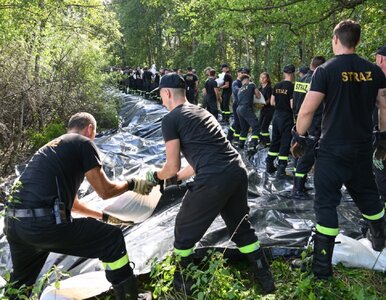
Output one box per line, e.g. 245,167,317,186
254,88,261,98
377,88,386,131
270,95,275,106
177,164,195,181
72,195,102,219
290,98,293,109
155,139,181,180
296,91,324,135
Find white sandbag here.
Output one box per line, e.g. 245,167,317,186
103,186,162,223
332,233,386,272
215,72,225,87
40,271,110,300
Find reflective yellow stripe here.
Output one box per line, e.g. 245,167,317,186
316,224,339,237
239,136,247,141
223,111,231,115
268,151,278,156
102,253,129,271
238,241,260,254
294,82,310,93
251,135,259,139
362,209,384,221
260,132,270,137
174,247,194,257
278,156,288,161
293,167,297,172
295,173,306,178
234,133,240,137
229,126,235,132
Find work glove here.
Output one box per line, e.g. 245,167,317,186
130,178,154,195
165,175,182,189
373,129,386,161
290,126,308,159
102,212,134,226
146,170,164,193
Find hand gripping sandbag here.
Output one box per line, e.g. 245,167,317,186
253,91,265,118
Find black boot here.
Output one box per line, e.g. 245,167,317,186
173,256,195,295
275,163,287,179
113,274,138,300
265,157,277,174
293,176,308,199
311,232,335,280
237,139,245,149
367,218,386,251
246,248,275,294
227,129,234,142
247,138,259,152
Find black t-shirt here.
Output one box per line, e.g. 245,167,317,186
310,54,386,144
161,102,243,177
13,133,101,212
183,73,198,91
205,78,218,101
238,82,256,106
293,72,312,115
142,70,152,83
222,73,233,94
272,80,294,113
259,84,273,107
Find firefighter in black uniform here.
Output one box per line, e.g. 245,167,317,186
219,64,233,123
204,69,220,119
183,67,199,104
146,74,275,295
227,67,247,145
237,74,262,150
292,20,386,280
257,72,273,147
265,64,295,179
292,56,326,199
4,112,154,300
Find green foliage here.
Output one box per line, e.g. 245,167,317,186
149,250,386,300
28,122,66,150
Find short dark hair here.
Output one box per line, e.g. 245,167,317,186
311,56,326,69
209,70,216,76
68,112,96,130
240,74,250,82
333,20,361,49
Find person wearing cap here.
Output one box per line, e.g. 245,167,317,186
218,63,233,123
292,20,385,280
373,44,386,219
183,67,199,104
3,112,154,299
292,56,326,199
227,67,247,145
146,73,275,295
257,72,274,147
265,64,295,178
237,74,263,151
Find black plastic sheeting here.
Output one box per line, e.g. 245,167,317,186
0,90,364,280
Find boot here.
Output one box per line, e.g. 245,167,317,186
260,134,270,147
246,248,275,294
247,138,259,152
275,164,287,179
311,232,336,280
113,274,138,300
227,129,234,142
173,256,195,295
367,218,386,251
237,139,245,150
265,157,277,174
293,176,308,199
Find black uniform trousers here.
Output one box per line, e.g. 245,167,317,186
206,97,218,120
229,101,241,138
268,112,294,163
221,91,232,118
258,106,274,136
237,105,260,141
295,139,318,176
174,165,257,252
314,141,384,233
4,216,130,288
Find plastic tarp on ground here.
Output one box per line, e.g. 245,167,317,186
0,90,379,294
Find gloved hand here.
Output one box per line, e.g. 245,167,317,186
102,212,134,226
373,129,386,161
131,178,154,195
290,126,308,159
146,170,163,185
165,175,182,188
